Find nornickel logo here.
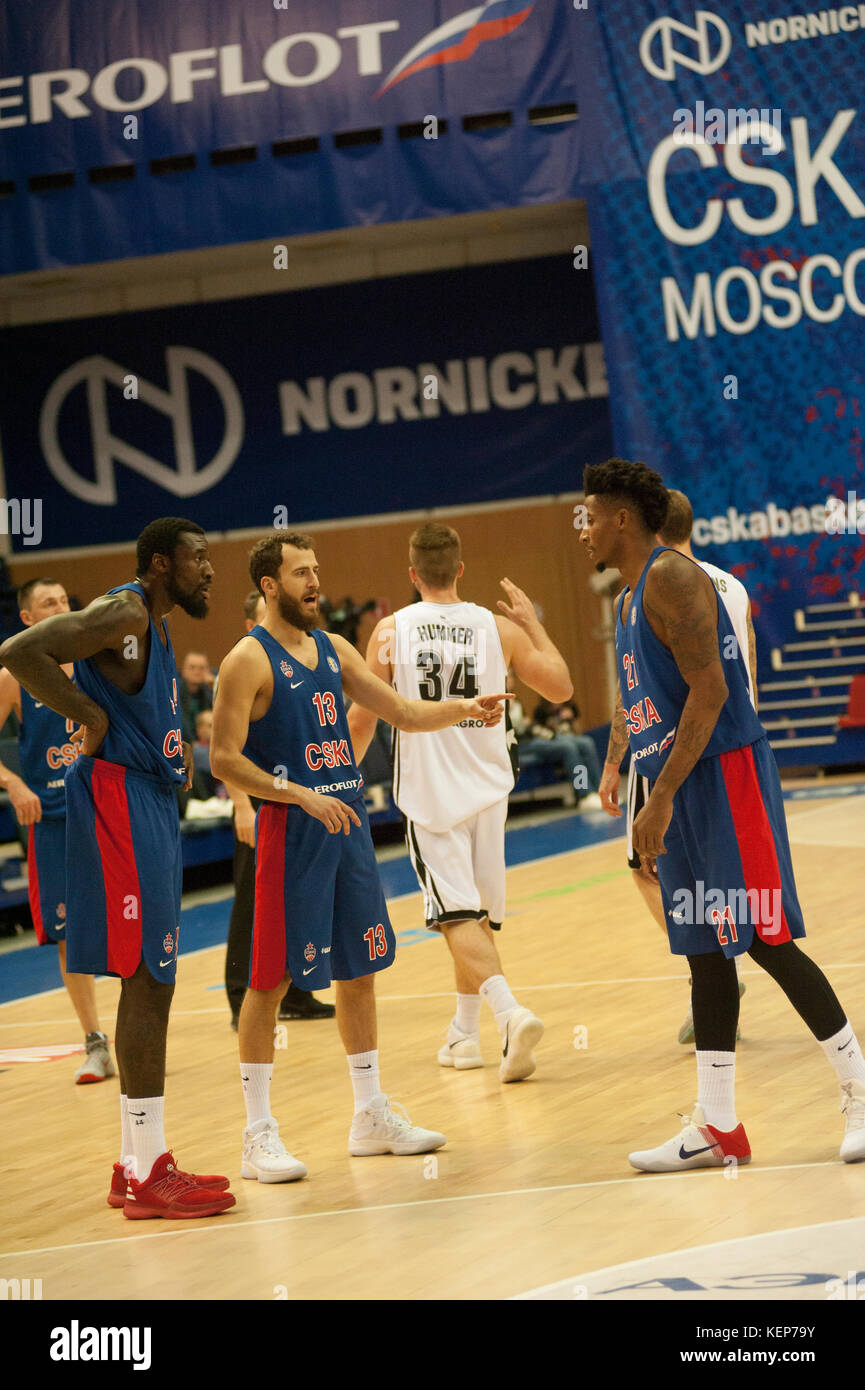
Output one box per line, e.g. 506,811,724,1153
50,1321,152,1370
39,348,243,505
639,9,731,80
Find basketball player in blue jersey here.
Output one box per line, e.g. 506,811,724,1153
0,518,235,1219
580,459,865,1170
0,578,114,1083
601,489,756,1043
211,531,511,1181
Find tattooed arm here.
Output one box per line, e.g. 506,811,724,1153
632,553,728,863
599,684,628,817
746,605,758,713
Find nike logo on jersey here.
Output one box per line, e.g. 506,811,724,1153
302,966,315,976
678,1143,717,1159
158,959,172,968
291,681,303,689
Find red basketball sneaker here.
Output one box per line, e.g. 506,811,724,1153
123,1153,236,1219
108,1159,231,1208
628,1103,751,1172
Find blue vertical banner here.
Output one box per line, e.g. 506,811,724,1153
570,2,865,764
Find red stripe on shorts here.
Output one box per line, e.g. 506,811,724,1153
27,825,47,945
91,761,143,977
719,745,791,945
252,803,287,991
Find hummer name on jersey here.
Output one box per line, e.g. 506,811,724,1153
414,624,474,644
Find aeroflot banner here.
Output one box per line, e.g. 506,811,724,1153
0,256,612,550
0,0,577,271
569,3,865,664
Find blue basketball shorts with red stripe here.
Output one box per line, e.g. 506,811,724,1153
28,819,67,945
251,797,396,993
64,756,183,983
657,737,806,958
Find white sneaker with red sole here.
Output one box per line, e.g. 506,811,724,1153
629,1103,751,1172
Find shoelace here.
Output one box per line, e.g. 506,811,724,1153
250,1125,287,1157
380,1098,413,1130
841,1083,865,1123
142,1158,199,1200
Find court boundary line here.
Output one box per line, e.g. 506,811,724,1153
512,1214,865,1299
0,1159,843,1264
3,962,864,1027
0,835,626,1011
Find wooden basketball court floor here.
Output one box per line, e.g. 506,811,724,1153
0,789,863,1302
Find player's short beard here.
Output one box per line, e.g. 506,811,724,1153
276,582,318,632
167,574,209,619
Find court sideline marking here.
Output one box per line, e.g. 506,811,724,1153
0,1159,844,1263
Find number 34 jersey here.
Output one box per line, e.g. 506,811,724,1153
391,600,514,833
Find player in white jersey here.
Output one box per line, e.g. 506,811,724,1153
347,523,573,1082
600,490,758,1040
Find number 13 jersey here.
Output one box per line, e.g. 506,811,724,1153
391,601,514,833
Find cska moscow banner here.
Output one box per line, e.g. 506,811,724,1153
569,1,865,766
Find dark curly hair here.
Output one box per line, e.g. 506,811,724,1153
136,518,206,575
583,458,669,535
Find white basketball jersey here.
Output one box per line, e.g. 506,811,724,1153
391,600,515,832
698,560,755,707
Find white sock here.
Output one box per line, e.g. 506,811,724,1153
479,974,519,1033
696,1051,738,1131
240,1062,274,1127
454,994,482,1035
347,1050,380,1112
819,1022,865,1084
119,1094,133,1171
127,1096,166,1182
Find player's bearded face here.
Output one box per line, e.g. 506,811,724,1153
167,567,210,619
276,580,319,631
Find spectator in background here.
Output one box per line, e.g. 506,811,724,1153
190,709,223,802
513,691,603,810
179,651,214,743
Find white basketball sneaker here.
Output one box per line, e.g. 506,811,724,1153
241,1118,307,1183
840,1079,865,1162
499,1006,544,1083
349,1094,446,1156
629,1103,751,1173
438,1024,483,1070
75,1032,116,1084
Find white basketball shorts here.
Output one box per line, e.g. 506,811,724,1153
405,797,508,932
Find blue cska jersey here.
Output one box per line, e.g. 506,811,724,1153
18,687,79,819
243,626,363,803
73,582,185,785
616,547,763,782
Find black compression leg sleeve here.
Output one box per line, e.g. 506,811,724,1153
747,937,847,1041
687,952,740,1052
